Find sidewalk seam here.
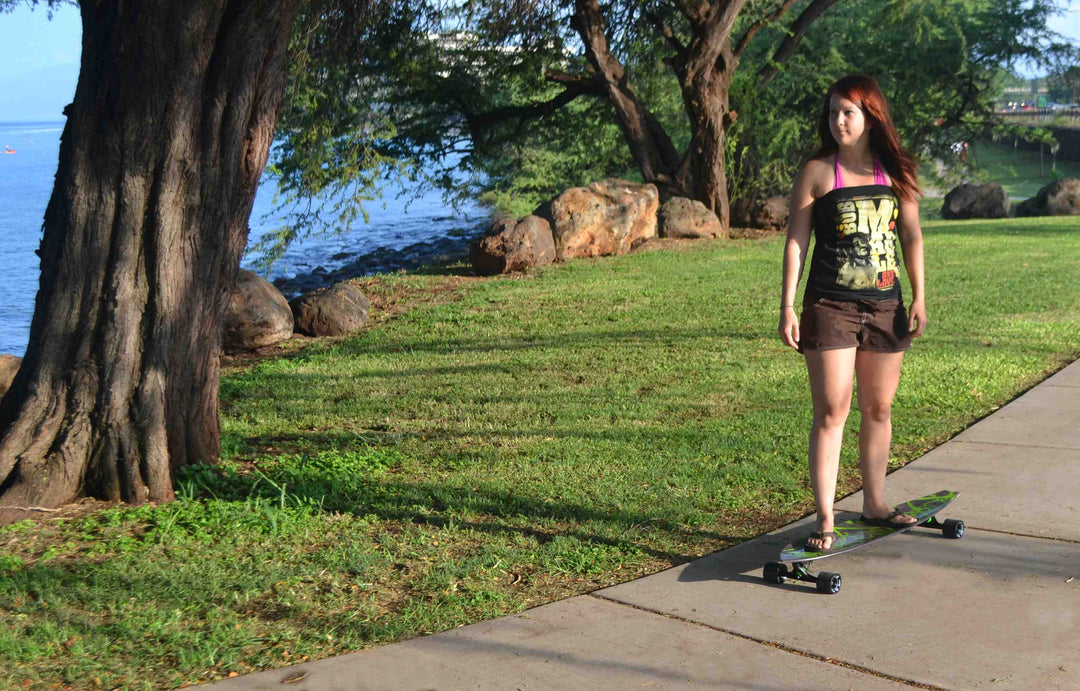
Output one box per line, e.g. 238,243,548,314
950,439,1080,451
966,526,1080,544
588,592,945,690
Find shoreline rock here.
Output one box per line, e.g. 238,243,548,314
470,215,556,276
272,230,483,298
0,354,20,400
223,270,294,353
536,178,659,261
658,197,725,239
290,283,371,337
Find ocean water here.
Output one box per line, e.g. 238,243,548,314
0,121,488,357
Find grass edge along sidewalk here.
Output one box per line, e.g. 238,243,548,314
1,215,1079,690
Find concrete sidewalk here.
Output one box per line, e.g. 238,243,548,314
211,360,1080,690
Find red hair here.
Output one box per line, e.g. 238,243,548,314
811,74,920,202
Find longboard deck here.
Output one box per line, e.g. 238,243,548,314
780,489,959,563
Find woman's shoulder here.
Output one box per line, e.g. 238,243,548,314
801,156,833,176
795,157,835,199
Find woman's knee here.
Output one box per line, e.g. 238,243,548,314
813,404,851,430
859,400,892,423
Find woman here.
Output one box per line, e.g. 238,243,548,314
778,74,927,552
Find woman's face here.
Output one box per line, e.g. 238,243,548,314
828,93,869,148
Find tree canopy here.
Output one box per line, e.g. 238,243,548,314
261,0,1076,237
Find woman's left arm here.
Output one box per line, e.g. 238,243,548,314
897,197,927,338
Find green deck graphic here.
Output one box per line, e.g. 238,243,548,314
780,490,959,563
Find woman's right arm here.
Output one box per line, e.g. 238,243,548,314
778,162,818,350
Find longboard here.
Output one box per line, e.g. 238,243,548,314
763,490,963,594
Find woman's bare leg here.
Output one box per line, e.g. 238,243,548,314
854,349,915,523
804,347,857,549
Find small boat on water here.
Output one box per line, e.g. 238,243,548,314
3,146,14,154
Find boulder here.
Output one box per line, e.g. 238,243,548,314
290,282,371,337
941,182,1009,219
657,197,726,239
0,354,20,400
1015,178,1080,217
223,269,293,353
536,178,659,261
731,193,788,231
469,214,556,275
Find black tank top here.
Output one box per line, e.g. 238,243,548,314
806,183,902,301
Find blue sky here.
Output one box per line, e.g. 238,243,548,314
0,1,1078,121
0,3,81,121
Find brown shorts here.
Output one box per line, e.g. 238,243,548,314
799,296,911,353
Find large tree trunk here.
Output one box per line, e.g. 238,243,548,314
676,55,737,229
0,0,300,523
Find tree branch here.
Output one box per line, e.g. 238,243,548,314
758,0,841,89
671,0,708,25
572,0,681,180
733,0,799,59
646,11,686,54
544,69,605,89
706,0,747,39
684,0,748,83
466,73,605,142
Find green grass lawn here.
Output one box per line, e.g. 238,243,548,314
2,216,1079,689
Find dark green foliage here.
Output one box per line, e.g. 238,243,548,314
727,0,1075,199
1047,65,1080,104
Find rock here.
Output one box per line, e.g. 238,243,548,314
223,269,293,353
536,178,659,261
1015,178,1080,217
271,231,480,299
1014,196,1039,217
469,215,556,275
657,197,726,239
290,282,371,337
731,193,788,231
758,195,790,230
274,273,330,297
0,354,21,400
941,182,1009,219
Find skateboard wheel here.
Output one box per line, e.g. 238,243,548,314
763,562,789,584
816,571,842,594
943,519,965,539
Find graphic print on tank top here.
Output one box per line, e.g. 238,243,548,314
806,156,902,301
832,193,899,291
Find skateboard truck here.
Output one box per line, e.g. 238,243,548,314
921,515,965,539
764,561,843,594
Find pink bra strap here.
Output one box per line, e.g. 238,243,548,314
873,158,888,186
835,155,887,187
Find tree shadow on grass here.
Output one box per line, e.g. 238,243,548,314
334,325,774,359
184,462,743,569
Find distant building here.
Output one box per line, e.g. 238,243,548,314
1001,78,1050,109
